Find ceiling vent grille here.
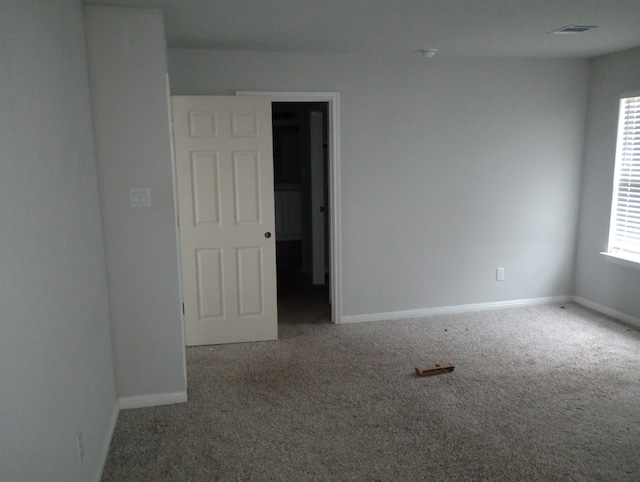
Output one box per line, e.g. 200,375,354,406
550,24,598,34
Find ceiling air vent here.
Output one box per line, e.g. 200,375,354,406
550,24,598,34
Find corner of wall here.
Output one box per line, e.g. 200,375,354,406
94,401,120,482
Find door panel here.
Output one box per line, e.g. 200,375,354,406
196,248,224,318
233,151,261,223
237,247,264,315
173,95,277,346
191,152,221,225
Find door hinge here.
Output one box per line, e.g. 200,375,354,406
182,303,185,315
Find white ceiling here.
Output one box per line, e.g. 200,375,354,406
82,0,640,58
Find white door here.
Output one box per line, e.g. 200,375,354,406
309,111,326,285
172,95,277,346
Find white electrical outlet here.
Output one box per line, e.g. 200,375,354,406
496,267,505,281
78,432,84,462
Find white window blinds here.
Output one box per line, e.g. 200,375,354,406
608,92,640,261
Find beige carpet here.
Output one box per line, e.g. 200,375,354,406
102,302,640,481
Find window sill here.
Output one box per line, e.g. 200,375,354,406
600,252,640,270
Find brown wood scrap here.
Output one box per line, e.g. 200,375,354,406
415,363,455,377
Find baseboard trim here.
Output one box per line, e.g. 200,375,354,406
94,400,119,482
341,296,574,324
118,391,188,410
574,296,640,329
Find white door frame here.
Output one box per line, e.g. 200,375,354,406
237,91,342,324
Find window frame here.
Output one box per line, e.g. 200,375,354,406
601,90,640,270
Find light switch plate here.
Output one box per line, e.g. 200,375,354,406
130,188,151,207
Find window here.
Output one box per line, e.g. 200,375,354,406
605,91,640,265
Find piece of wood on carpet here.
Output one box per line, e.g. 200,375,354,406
415,363,455,377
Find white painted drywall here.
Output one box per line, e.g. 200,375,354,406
169,49,589,317
0,1,117,479
85,8,186,399
575,47,640,319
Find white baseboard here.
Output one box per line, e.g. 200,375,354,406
119,391,188,410
94,400,120,482
574,296,640,329
341,296,574,324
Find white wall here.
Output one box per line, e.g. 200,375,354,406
85,7,186,402
0,1,117,480
575,47,640,320
169,49,589,317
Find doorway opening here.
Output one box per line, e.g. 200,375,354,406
236,90,342,325
272,102,330,327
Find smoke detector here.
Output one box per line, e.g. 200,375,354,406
550,24,598,34
418,49,437,58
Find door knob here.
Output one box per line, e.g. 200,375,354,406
265,232,272,239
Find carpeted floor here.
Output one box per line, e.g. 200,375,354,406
102,301,640,481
